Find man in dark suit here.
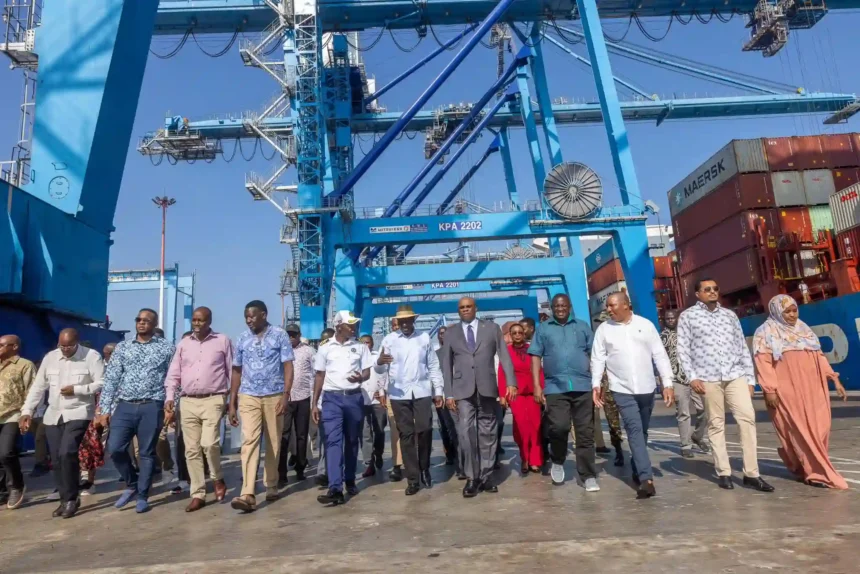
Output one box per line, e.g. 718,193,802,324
435,327,464,478
440,297,517,498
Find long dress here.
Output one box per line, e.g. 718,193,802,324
754,349,848,489
498,343,544,468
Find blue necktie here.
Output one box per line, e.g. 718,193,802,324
467,325,476,352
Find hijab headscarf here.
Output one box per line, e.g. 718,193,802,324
752,294,820,360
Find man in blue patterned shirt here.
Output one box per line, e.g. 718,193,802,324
228,300,294,512
97,308,175,513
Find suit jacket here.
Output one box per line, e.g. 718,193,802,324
441,319,516,400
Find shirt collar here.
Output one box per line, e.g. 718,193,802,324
1,355,20,367
58,346,84,361
329,337,357,347
463,318,479,328
695,301,722,313
548,315,575,326
191,330,218,342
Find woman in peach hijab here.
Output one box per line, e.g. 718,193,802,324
753,295,848,489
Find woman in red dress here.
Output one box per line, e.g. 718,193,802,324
499,323,545,475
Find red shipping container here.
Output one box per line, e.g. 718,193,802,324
652,256,673,278
587,259,624,296
820,133,857,169
763,137,796,171
763,136,825,171
676,209,779,275
832,168,860,193
679,247,764,306
778,206,814,243
836,227,860,262
672,173,774,246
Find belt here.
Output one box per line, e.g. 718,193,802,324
121,398,157,404
183,392,226,399
324,388,362,396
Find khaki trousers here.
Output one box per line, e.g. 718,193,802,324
181,395,225,500
238,393,284,496
702,378,759,478
386,400,403,467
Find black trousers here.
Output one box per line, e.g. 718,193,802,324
436,406,459,463
45,419,89,502
391,397,434,482
495,405,507,464
0,422,23,494
362,404,388,462
544,391,597,480
279,397,311,477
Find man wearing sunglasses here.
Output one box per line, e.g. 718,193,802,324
97,309,176,513
676,279,774,493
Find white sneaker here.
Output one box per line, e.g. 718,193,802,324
550,463,565,485
80,484,97,496
47,489,60,501
584,478,601,492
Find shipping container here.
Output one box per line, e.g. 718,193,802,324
652,256,674,278
771,171,807,207
584,238,616,275
832,168,860,193
667,139,768,218
589,281,627,317
799,250,823,277
821,134,857,168
763,136,826,171
802,169,836,205
836,227,860,261
763,137,795,171
778,207,814,243
829,182,860,234
676,209,779,276
587,259,624,296
809,204,834,237
679,247,764,306
671,173,774,246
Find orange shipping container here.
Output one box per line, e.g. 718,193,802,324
821,134,858,168
778,206,814,243
587,259,624,296
652,256,674,278
679,247,764,306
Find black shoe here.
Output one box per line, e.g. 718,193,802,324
479,481,498,494
614,450,624,467
389,466,403,482
596,446,611,454
277,476,288,489
345,481,359,496
462,479,479,498
681,449,694,459
743,476,775,492
457,472,468,480
718,476,735,490
420,470,432,489
405,482,420,496
61,499,79,519
52,502,65,518
295,469,306,481
637,481,656,500
317,490,345,506
315,474,329,488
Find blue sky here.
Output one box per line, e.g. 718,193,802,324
1,15,858,339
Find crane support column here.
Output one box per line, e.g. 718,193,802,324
498,129,519,208
614,226,658,325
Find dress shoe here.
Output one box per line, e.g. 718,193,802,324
595,446,611,454
681,449,694,459
317,490,345,506
718,476,734,490
405,481,420,496
230,495,257,512
479,481,498,494
295,469,306,481
345,481,359,496
277,476,289,489
420,470,432,489
693,438,711,454
742,476,775,492
265,488,280,502
389,466,403,482
61,499,80,519
185,498,206,512
213,479,227,502
362,465,375,478
457,471,468,480
637,481,656,500
52,502,66,518
462,479,479,498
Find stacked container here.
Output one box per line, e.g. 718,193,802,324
668,134,857,306
829,183,860,264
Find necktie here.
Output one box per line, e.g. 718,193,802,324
467,325,476,352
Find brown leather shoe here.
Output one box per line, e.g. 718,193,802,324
213,479,227,502
185,498,206,513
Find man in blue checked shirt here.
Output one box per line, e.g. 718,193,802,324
96,308,175,514
228,300,295,513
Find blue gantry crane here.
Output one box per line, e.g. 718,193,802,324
0,0,858,351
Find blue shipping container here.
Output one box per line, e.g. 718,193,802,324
585,238,617,275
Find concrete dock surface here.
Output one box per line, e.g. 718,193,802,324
2,396,860,573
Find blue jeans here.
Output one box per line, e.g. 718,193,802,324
322,391,363,493
612,392,655,482
108,400,164,499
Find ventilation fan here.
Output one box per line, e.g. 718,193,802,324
502,245,537,260
543,162,603,219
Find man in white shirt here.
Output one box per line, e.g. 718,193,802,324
19,329,104,518
312,311,374,506
359,335,388,478
590,293,674,500
377,305,443,495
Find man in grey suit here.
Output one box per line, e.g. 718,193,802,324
440,297,517,498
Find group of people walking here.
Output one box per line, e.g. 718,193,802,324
0,276,850,518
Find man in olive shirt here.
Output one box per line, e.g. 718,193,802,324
0,335,36,509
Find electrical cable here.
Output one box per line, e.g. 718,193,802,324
549,18,584,44
344,27,386,52
150,29,191,59
260,141,278,161
191,29,239,57
389,28,423,52
511,22,545,47
603,16,633,42
633,14,673,42
673,12,694,25
220,138,239,163
429,23,468,50
238,138,258,161
148,154,164,166
713,9,736,23
694,10,714,24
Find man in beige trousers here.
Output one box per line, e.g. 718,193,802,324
165,307,232,512
228,300,294,512
676,278,774,493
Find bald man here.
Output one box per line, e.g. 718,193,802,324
21,329,104,517
0,335,36,509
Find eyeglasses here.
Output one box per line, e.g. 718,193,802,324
287,332,300,338
700,286,720,293
135,317,154,324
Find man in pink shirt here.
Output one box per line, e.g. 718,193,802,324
165,307,233,512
